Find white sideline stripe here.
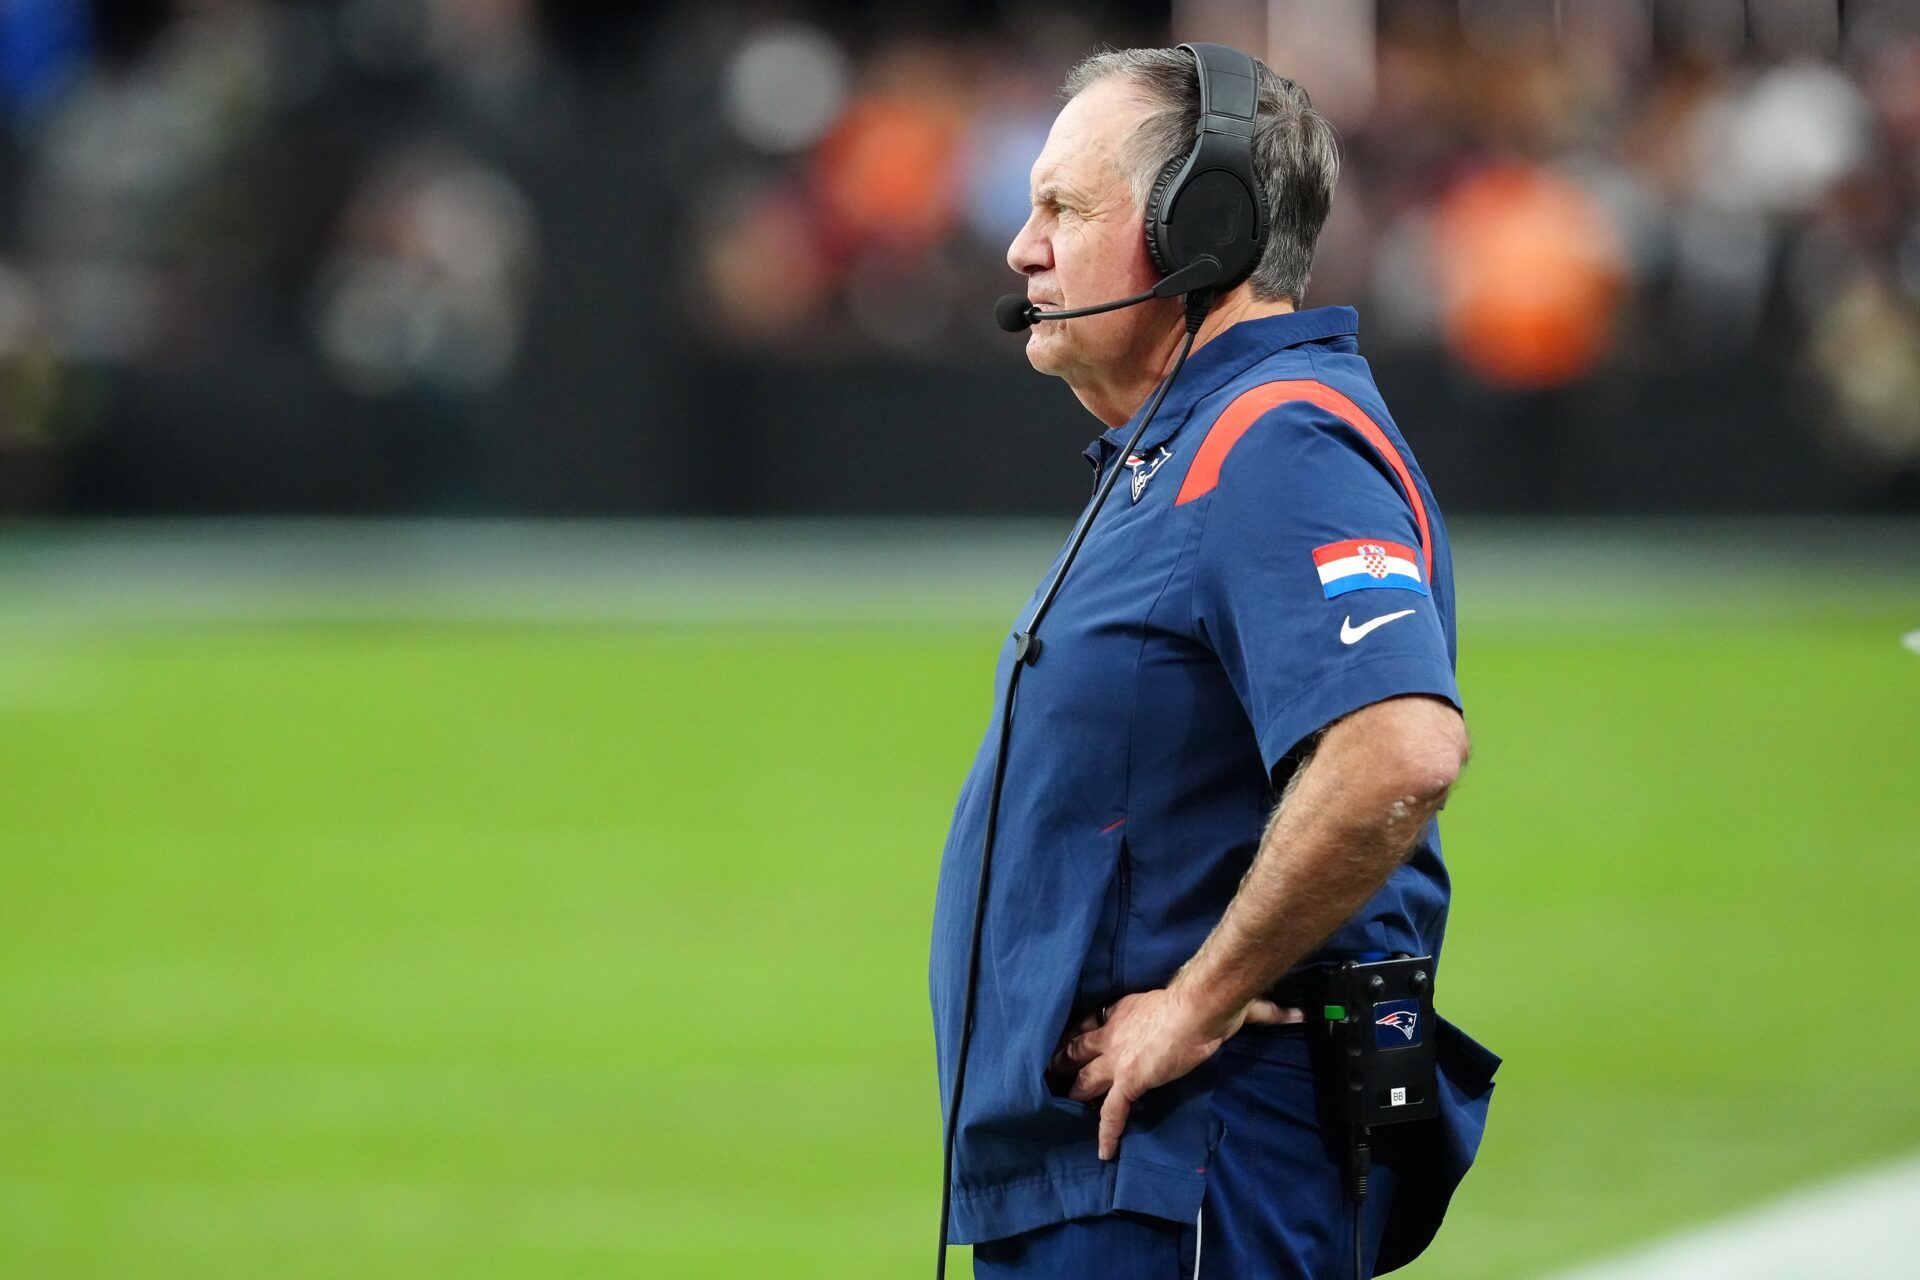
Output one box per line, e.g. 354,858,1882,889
1539,1153,1920,1280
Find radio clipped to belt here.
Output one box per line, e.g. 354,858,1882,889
1284,955,1440,1279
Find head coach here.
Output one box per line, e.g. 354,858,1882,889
929,43,1502,1279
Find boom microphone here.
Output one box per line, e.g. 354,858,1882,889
991,256,1225,332
992,293,1034,333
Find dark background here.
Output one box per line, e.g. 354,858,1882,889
1,0,1916,517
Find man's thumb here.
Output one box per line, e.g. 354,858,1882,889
1240,999,1306,1027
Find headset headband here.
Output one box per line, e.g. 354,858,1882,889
1188,41,1259,138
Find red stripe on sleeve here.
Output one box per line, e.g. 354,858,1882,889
1173,380,1433,580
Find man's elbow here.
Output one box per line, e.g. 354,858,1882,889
1384,701,1471,806
1324,695,1472,811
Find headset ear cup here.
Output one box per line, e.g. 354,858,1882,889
1143,155,1187,276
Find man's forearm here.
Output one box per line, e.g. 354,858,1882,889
1166,696,1465,1028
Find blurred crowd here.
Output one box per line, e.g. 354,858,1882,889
690,0,1920,488
1,0,1917,515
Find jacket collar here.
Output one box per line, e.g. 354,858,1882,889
1087,305,1361,464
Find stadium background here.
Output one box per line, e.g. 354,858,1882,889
1,1,1916,1277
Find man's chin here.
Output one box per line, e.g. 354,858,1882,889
1024,327,1069,375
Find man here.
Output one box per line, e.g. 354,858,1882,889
929,46,1500,1278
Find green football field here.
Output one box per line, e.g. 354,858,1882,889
1,524,1916,1278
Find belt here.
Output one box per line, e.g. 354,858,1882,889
1264,952,1407,1009
1089,962,1375,1025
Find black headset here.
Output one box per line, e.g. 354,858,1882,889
1146,41,1270,295
940,44,1271,1278
994,42,1271,332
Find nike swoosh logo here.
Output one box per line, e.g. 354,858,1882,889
1340,609,1417,645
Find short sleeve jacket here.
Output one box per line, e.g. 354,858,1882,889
929,307,1498,1249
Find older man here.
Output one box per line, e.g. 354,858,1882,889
929,45,1499,1279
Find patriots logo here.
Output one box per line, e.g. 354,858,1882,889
1126,446,1173,503
1375,1009,1419,1041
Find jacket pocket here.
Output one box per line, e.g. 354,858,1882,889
1110,835,1132,995
1046,834,1131,1111
1434,1014,1501,1098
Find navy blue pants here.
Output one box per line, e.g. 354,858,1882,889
972,1026,1402,1278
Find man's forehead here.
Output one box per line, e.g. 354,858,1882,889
1029,79,1149,195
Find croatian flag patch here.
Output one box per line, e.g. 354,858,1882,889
1312,539,1428,599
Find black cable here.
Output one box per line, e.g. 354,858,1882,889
1016,315,1203,659
1350,1143,1371,1280
936,309,1206,1279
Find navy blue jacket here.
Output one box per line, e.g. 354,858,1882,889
930,306,1499,1259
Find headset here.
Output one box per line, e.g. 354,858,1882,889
948,42,1272,1279
995,42,1269,334
1145,44,1269,291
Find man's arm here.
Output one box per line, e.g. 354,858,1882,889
1058,692,1470,1160
1169,691,1469,1026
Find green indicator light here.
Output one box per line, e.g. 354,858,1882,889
1323,1004,1347,1020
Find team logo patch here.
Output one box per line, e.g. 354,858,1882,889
1312,538,1428,599
1126,446,1174,503
1372,999,1423,1047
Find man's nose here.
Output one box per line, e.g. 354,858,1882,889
1007,211,1050,278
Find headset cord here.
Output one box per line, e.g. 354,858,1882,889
1015,314,1203,658
1350,1142,1372,1280
936,309,1205,1280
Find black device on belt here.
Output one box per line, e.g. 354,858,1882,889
1272,955,1440,1279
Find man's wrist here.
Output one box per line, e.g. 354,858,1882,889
1167,965,1254,1037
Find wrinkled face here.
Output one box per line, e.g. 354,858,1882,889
1007,77,1178,385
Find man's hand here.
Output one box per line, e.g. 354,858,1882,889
1049,989,1303,1160
1041,694,1464,1163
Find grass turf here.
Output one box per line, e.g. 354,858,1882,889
1,597,1916,1277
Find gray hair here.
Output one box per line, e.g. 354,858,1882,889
1061,47,1338,306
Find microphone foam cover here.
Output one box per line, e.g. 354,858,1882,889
993,294,1035,333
